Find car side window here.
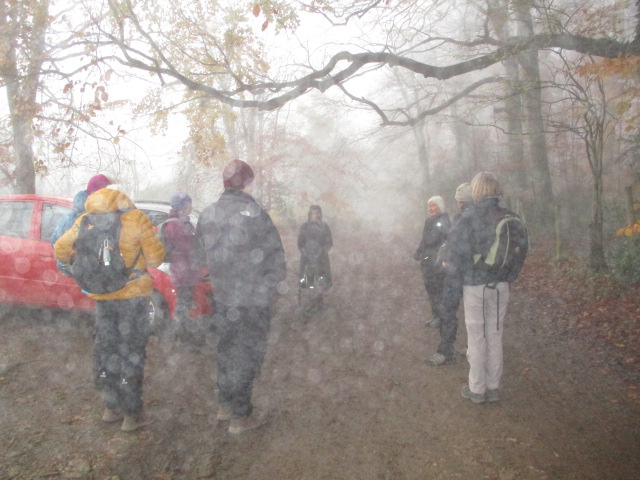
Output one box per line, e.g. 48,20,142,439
0,201,34,239
141,209,168,227
41,203,72,241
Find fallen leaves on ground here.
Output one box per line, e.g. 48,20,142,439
515,239,640,398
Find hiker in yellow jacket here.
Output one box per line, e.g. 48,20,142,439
55,186,164,432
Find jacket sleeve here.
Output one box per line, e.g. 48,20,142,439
297,224,306,252
51,212,76,247
54,214,84,264
262,212,287,285
324,223,333,252
135,210,165,269
415,218,430,259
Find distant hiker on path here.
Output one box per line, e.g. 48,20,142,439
195,159,286,434
298,204,333,314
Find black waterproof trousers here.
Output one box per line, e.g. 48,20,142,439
436,273,463,359
215,303,271,419
421,261,445,320
93,297,150,415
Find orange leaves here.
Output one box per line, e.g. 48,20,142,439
52,142,71,154
615,204,640,236
616,221,640,237
577,56,640,80
252,4,269,30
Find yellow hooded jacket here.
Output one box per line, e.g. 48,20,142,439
54,188,165,301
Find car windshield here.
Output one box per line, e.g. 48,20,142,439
138,204,199,227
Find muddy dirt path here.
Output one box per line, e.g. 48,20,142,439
1,229,639,479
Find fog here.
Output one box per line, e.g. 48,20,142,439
1,2,640,478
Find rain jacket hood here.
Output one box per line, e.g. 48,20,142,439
308,205,323,222
84,188,135,214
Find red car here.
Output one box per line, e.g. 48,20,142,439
0,194,213,332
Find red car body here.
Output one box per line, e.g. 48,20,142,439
0,194,213,323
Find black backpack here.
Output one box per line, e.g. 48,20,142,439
473,209,528,283
157,218,180,263
71,212,140,294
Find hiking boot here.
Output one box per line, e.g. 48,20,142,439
101,409,124,423
228,410,268,434
121,413,155,432
486,389,500,403
455,346,468,356
425,317,441,329
424,352,455,366
217,404,232,422
461,385,485,404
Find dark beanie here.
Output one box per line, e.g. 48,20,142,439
223,159,255,190
86,174,111,195
170,192,192,211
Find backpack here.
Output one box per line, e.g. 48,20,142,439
473,209,528,283
70,211,140,294
157,218,180,263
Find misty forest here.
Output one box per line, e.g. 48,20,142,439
1,0,640,479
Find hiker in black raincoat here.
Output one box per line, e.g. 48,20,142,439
298,205,333,312
414,195,451,328
425,183,474,366
195,159,286,434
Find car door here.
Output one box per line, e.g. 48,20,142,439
0,196,93,311
0,199,35,305
32,199,93,311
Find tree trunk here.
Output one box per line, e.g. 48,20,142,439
514,1,555,226
625,185,636,226
587,114,608,271
0,0,49,194
488,0,528,196
413,124,431,191
590,173,607,271
502,57,528,194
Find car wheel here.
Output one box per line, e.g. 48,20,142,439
148,290,170,337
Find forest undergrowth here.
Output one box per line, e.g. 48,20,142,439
518,237,640,404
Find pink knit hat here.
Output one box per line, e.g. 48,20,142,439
86,174,112,194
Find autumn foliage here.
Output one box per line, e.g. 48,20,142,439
616,203,640,237
517,240,640,402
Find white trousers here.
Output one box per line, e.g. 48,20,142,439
463,282,510,395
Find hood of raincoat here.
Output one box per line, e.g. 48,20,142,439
85,187,135,214
308,205,323,221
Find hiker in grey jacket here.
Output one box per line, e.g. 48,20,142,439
195,159,286,434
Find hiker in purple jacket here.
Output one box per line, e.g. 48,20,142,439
163,192,201,341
